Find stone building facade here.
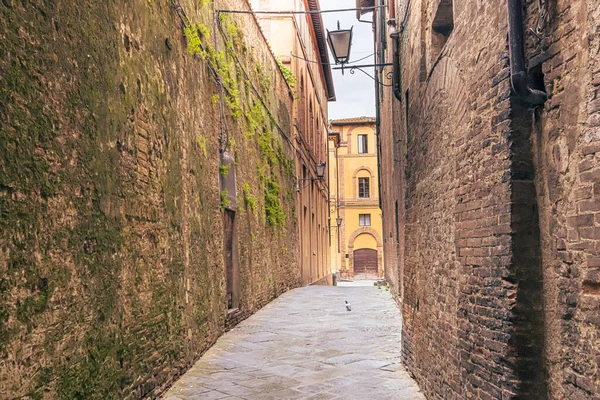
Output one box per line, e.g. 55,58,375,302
371,0,600,398
329,117,384,280
250,0,335,286
0,0,330,398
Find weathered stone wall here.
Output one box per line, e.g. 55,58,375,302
0,0,301,398
378,0,600,398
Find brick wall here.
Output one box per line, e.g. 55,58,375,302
378,0,600,398
0,0,303,398
524,0,600,397
382,0,522,396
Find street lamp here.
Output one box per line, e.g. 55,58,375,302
327,21,394,82
315,162,327,180
327,22,353,67
336,217,342,226
299,162,327,182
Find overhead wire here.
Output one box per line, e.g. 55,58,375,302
534,0,549,38
215,20,296,152
215,6,385,16
290,52,375,66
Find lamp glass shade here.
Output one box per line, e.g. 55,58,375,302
327,27,353,65
316,163,326,179
336,217,343,226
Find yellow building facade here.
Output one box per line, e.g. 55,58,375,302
329,118,383,280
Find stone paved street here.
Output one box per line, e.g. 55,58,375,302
162,285,424,399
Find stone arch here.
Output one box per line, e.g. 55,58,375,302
348,227,383,249
352,166,376,199
346,227,384,279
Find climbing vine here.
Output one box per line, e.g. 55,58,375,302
265,179,285,227
276,56,296,88
219,164,230,176
182,9,296,228
183,23,242,119
220,190,230,210
243,183,257,212
196,135,207,157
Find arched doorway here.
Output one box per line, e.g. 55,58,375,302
346,228,383,280
353,248,378,279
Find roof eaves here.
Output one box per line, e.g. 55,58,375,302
307,0,336,101
330,117,376,125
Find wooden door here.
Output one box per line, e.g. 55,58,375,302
224,210,237,309
353,249,378,277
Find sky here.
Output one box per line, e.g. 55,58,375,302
320,0,376,120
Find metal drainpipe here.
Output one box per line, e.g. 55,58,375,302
335,141,341,254
374,1,383,212
390,26,402,102
507,0,547,106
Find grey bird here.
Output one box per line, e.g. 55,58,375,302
345,300,351,311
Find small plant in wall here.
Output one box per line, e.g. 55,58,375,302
184,23,210,56
276,56,296,89
221,190,231,210
196,135,207,157
220,164,231,176
265,179,285,228
243,183,257,212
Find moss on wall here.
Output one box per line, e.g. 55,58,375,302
0,0,300,398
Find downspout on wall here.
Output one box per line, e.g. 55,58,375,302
374,0,383,211
507,0,548,396
507,0,547,107
390,26,402,102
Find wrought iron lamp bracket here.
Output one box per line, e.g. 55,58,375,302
333,63,394,86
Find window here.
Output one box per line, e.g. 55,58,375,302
357,134,368,154
359,214,371,227
309,100,313,148
358,177,370,198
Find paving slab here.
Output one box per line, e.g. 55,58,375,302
162,285,425,399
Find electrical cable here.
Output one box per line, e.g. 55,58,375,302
349,53,376,64
216,22,295,151
290,52,374,66
215,6,385,16
534,0,549,36
170,0,340,182
400,0,412,31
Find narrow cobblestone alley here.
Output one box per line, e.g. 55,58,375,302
162,285,424,400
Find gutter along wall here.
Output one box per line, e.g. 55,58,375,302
0,0,307,398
